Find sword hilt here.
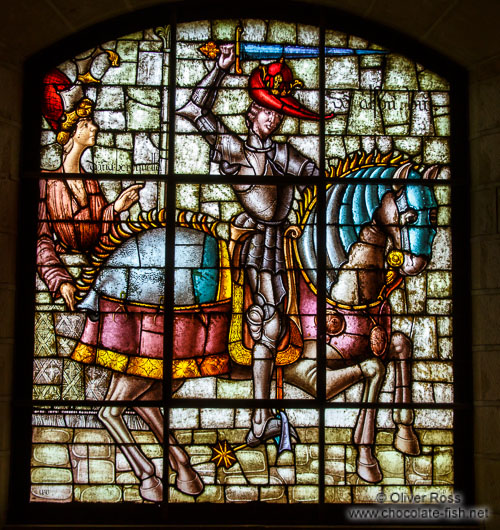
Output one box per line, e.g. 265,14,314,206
198,25,244,74
235,25,242,74
198,41,220,60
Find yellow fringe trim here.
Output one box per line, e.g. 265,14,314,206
71,343,229,380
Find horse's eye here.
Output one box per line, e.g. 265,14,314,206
403,210,417,225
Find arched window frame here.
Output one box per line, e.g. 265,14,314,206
9,2,472,527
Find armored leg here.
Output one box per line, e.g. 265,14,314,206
250,345,275,440
245,270,284,442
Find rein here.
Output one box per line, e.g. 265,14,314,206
326,270,403,312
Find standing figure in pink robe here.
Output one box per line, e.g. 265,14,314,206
37,93,142,310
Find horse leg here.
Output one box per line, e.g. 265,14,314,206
388,332,420,455
284,352,385,482
134,385,203,496
353,358,386,483
284,358,365,400
97,373,162,502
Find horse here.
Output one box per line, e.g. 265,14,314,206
71,152,439,494
71,221,224,502
285,153,439,482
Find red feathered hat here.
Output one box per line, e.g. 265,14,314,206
248,59,334,120
42,68,72,131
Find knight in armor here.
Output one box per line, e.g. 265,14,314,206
178,44,333,446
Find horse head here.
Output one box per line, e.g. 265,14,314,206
378,162,439,276
294,153,441,301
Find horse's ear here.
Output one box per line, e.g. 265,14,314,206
423,165,439,179
392,162,413,191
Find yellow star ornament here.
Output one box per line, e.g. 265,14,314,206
211,440,238,469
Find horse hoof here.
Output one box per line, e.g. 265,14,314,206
169,457,204,496
176,472,204,496
140,475,163,502
357,458,383,483
394,425,420,455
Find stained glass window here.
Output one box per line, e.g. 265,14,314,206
17,12,465,525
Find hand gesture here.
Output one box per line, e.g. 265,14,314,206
113,183,144,213
218,43,235,71
60,282,77,311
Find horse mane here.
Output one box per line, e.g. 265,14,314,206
296,150,420,228
295,151,429,289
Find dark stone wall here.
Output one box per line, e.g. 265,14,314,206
1,0,498,526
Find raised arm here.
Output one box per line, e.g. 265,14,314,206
177,44,236,145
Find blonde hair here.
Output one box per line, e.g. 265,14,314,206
56,98,93,146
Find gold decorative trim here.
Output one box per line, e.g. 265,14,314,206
235,25,243,75
172,358,200,379
217,239,232,301
72,342,96,364
104,50,120,67
326,151,412,179
228,250,303,367
228,278,249,365
128,356,163,379
72,342,229,380
387,250,404,268
96,348,128,373
77,72,101,84
199,41,220,60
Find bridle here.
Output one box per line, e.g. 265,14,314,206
395,190,412,254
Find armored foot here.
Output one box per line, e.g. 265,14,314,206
246,417,282,447
394,424,420,455
246,416,299,448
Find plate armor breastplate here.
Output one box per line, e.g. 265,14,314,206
233,184,294,223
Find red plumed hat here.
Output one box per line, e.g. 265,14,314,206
248,59,334,120
42,68,72,131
